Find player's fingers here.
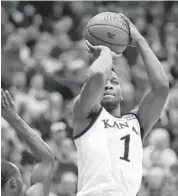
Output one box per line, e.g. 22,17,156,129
118,13,133,42
1,89,6,103
86,45,94,53
5,91,14,107
86,40,111,53
85,44,92,53
111,51,122,59
85,40,95,50
118,13,131,24
86,40,104,51
115,53,122,58
1,89,8,108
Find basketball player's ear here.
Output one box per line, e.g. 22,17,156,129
120,88,124,101
9,178,17,189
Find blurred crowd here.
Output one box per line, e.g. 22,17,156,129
1,1,178,196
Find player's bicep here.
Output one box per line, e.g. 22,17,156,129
74,72,104,119
26,161,54,196
136,88,168,138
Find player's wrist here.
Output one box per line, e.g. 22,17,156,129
100,49,113,62
100,48,111,57
134,34,146,44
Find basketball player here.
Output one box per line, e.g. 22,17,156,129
72,13,169,196
1,89,55,196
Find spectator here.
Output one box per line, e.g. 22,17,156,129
143,128,178,169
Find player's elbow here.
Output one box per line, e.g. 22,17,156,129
45,155,55,170
161,74,169,90
160,80,169,94
43,152,55,165
49,154,55,163
48,153,55,163
153,82,169,97
49,156,55,169
152,73,169,92
162,82,169,94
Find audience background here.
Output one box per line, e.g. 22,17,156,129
1,1,178,196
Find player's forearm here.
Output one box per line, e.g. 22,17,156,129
136,36,169,91
89,49,113,81
7,114,54,162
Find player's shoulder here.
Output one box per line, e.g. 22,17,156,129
122,106,140,121
73,95,81,120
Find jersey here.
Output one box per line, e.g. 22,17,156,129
73,107,143,196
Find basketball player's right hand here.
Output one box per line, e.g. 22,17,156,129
85,40,122,59
118,13,144,47
1,89,17,122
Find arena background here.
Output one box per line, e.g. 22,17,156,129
1,1,178,196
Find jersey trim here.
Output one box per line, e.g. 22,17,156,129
128,112,145,142
73,107,103,140
114,115,122,118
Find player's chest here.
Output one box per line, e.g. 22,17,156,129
80,118,140,152
99,117,140,137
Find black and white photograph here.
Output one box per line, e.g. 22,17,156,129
1,1,178,196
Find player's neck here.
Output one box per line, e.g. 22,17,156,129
106,104,121,118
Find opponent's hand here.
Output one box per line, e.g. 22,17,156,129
85,40,122,59
118,13,143,47
1,89,17,122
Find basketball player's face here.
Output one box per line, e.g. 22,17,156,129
101,71,121,109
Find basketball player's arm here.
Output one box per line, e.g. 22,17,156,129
121,15,169,139
135,37,169,138
1,89,55,196
73,42,113,120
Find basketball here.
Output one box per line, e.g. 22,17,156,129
86,12,130,54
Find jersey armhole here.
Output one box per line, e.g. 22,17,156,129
128,112,145,143
73,107,103,140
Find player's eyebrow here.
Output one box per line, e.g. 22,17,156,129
110,76,119,81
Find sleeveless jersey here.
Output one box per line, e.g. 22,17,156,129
73,107,143,196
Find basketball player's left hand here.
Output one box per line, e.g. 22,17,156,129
118,13,144,47
1,89,17,122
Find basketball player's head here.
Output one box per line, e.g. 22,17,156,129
101,69,122,110
1,160,24,196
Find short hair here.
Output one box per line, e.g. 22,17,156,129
111,68,116,73
111,68,119,79
1,160,19,188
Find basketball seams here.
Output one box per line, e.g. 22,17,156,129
87,27,129,47
87,24,129,35
86,14,100,27
86,12,130,53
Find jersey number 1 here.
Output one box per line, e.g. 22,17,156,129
120,134,130,162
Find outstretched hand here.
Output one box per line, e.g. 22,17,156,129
85,40,122,59
118,13,143,47
1,89,17,122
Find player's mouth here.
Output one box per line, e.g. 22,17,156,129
103,91,115,96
